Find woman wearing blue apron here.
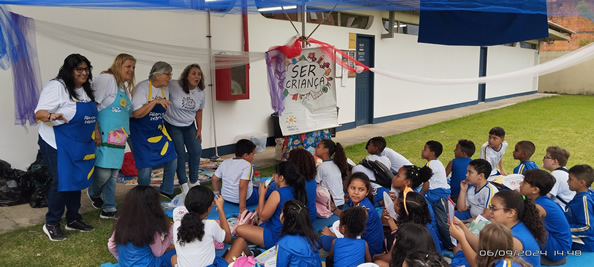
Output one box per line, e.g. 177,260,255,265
35,54,97,241
130,61,177,199
89,54,136,219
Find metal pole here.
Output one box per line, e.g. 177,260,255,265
301,4,307,48
207,11,219,158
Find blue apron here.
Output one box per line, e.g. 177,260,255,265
54,98,98,191
129,81,177,169
95,87,132,169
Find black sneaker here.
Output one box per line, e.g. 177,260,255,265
100,211,116,219
65,220,94,232
87,191,103,209
43,224,66,241
159,191,174,200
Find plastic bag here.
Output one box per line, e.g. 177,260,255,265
167,192,186,208
27,151,52,208
0,159,29,206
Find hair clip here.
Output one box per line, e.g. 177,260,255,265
522,195,526,200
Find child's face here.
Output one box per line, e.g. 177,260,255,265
519,181,537,196
512,144,525,160
542,153,556,171
367,143,378,155
488,134,504,149
453,144,465,158
314,142,327,158
421,144,433,160
489,197,512,224
466,165,483,185
392,167,409,190
347,179,369,204
567,173,582,191
243,150,256,163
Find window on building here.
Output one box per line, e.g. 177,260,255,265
519,42,537,49
382,19,419,35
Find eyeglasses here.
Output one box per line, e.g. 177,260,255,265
488,205,507,212
403,186,413,216
74,67,92,73
543,155,553,160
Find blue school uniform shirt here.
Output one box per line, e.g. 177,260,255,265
275,234,322,267
510,222,541,267
261,186,295,248
565,191,594,252
534,196,572,261
305,178,317,222
332,237,366,267
116,243,170,267
348,197,384,255
513,161,538,175
450,157,471,196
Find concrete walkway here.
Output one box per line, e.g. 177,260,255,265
0,93,554,234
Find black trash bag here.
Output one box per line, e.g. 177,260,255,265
27,151,52,208
0,159,28,206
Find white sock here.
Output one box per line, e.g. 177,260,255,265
181,183,190,194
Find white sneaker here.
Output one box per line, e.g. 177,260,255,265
181,183,190,194
189,181,201,187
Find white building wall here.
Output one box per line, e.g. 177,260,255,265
486,45,539,99
0,6,537,169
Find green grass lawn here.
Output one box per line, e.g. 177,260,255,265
1,95,593,266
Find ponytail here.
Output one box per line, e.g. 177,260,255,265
333,142,350,179
277,162,309,207
177,186,215,246
281,200,321,249
495,191,546,244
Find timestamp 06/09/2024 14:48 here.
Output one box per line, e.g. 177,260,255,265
479,249,583,257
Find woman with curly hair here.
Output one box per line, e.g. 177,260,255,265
172,185,233,267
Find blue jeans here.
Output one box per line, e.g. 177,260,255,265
38,136,82,225
164,121,202,184
137,158,176,195
88,166,118,212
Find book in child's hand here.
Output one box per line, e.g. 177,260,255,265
468,214,491,237
383,192,398,220
256,246,277,266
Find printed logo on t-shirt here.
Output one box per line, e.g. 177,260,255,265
111,106,122,113
181,96,197,110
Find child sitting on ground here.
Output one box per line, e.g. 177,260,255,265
543,146,574,210
479,127,508,178
172,186,233,267
381,146,412,175
107,186,175,267
375,223,441,267
519,169,572,265
212,139,257,214
456,159,499,222
565,164,594,252
512,141,538,174
314,139,349,208
351,136,393,203
446,139,475,203
275,200,323,267
450,222,530,267
420,140,451,204
326,207,372,267
321,172,384,256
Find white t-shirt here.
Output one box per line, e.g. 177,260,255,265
164,80,205,127
381,148,412,174
173,206,226,267
351,155,392,189
479,141,508,176
35,80,93,149
93,74,130,111
549,167,575,210
426,159,450,190
214,158,253,204
315,161,345,206
131,79,169,112
466,182,498,217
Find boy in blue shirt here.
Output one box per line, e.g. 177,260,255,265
446,139,475,203
565,164,594,252
512,141,539,174
479,127,508,178
520,169,572,265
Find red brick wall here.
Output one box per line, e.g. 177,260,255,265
541,16,594,51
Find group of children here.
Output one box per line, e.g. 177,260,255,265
106,126,594,267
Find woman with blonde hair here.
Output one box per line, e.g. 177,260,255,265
89,53,136,219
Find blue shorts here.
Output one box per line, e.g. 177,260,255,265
262,227,278,249
424,188,451,205
455,209,472,220
206,256,228,267
246,186,259,206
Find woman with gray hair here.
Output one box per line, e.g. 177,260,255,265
129,61,178,199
